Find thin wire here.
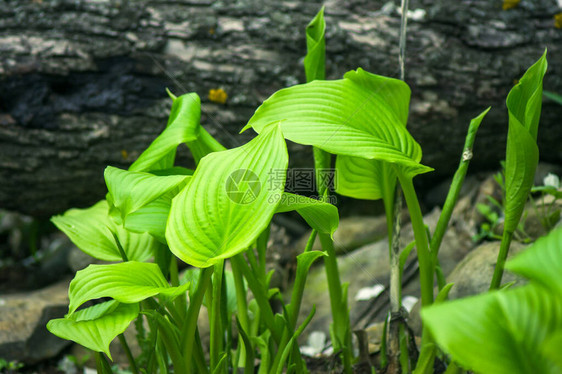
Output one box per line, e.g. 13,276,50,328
398,0,410,82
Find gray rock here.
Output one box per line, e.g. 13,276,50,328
295,215,392,255
446,241,526,300
409,240,527,335
0,279,71,364
67,247,106,273
293,207,474,341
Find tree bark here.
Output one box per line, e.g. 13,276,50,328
1,0,561,216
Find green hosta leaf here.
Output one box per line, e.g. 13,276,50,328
506,227,562,296
68,261,189,314
543,332,562,368
166,125,288,268
335,156,396,202
47,301,139,360
186,127,227,164
504,51,547,233
422,284,562,374
304,6,325,82
52,200,156,262
130,92,201,172
149,166,194,176
275,193,338,236
105,166,190,223
124,196,171,243
243,68,432,178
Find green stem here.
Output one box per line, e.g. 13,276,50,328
270,329,291,373
231,258,250,367
489,230,513,290
169,256,180,287
318,233,353,374
210,260,225,371
95,352,114,374
112,232,129,262
430,108,488,289
288,228,317,328
231,254,281,342
181,267,213,373
401,174,437,373
169,257,187,324
398,174,433,306
313,145,353,373
118,334,139,374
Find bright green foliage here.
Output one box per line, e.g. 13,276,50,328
166,124,288,268
105,166,190,223
51,200,156,262
422,227,562,374
68,262,189,314
123,196,172,243
304,6,325,82
336,156,397,202
243,68,432,178
130,92,201,172
506,228,562,296
275,192,339,236
503,51,547,233
46,7,554,374
47,301,139,360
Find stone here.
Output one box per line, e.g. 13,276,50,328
0,279,71,364
295,215,391,255
67,246,106,273
292,207,474,341
409,240,527,335
446,241,526,300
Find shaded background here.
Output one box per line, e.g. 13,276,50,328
1,0,561,217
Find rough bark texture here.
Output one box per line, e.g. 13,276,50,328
1,0,561,216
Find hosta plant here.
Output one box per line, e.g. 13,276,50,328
46,5,553,374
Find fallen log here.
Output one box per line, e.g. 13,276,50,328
0,0,561,216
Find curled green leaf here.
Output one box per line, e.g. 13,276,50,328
130,92,201,172
52,200,156,262
504,50,547,233
47,301,139,360
243,68,432,178
68,261,189,314
275,192,338,236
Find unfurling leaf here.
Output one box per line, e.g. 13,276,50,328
130,92,201,172
503,50,547,233
304,6,326,82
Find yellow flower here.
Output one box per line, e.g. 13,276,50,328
502,0,520,10
208,88,228,104
555,13,562,29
